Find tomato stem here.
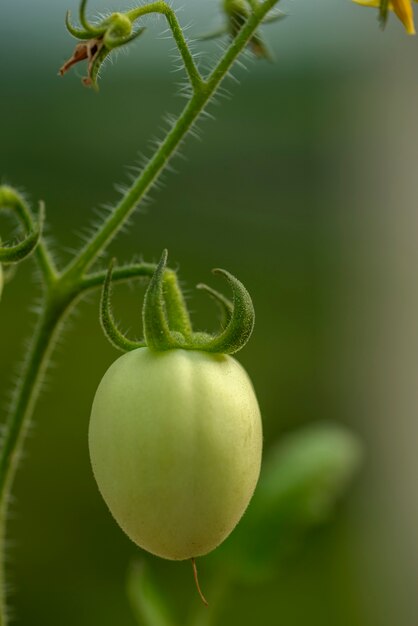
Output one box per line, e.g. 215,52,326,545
0,0,281,620
61,0,280,280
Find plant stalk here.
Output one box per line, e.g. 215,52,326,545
0,297,69,625
0,1,279,621
64,0,277,280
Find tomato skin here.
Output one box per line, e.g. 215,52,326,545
89,348,262,560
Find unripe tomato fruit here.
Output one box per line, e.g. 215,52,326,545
89,347,262,560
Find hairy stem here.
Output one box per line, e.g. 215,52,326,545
0,297,73,501
79,262,157,292
127,1,203,92
64,0,277,280
0,297,69,625
0,0,279,621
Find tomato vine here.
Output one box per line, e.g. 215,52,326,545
0,0,283,622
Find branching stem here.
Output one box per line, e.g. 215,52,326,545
64,0,277,282
0,1,279,622
127,2,203,92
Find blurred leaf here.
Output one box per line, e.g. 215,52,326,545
127,561,177,626
211,423,363,582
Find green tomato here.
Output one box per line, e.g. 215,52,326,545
89,347,262,560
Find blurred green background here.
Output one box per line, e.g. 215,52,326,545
1,0,418,624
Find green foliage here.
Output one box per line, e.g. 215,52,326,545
128,562,177,626
126,424,362,625
214,423,363,582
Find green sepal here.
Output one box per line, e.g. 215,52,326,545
65,0,106,39
100,258,145,352
65,11,95,40
192,268,255,355
142,250,186,351
0,230,40,263
98,253,193,354
98,249,255,356
104,25,146,51
87,44,112,90
87,27,145,87
163,270,193,338
196,282,233,327
142,251,254,354
79,0,103,34
0,198,44,264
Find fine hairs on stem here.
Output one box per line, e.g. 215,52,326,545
0,0,283,623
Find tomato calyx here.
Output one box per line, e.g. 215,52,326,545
60,0,146,89
100,249,255,355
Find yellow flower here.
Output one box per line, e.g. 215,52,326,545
353,0,416,34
